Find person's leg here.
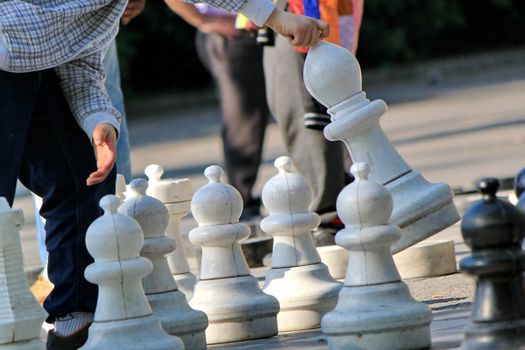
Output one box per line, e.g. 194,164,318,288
18,70,116,323
0,70,40,206
263,35,346,214
103,40,132,181
196,31,269,209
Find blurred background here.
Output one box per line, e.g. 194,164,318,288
117,0,525,97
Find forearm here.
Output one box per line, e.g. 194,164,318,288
55,51,121,141
0,0,126,72
182,0,275,26
164,0,207,28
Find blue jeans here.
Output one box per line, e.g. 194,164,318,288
104,40,132,181
0,69,116,321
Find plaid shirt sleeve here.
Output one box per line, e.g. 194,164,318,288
55,50,121,140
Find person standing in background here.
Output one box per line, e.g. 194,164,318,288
165,0,270,219
263,0,364,242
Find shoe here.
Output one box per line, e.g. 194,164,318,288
46,323,90,350
240,197,262,222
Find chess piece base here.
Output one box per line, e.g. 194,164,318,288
173,272,197,299
81,315,184,350
148,290,208,350
190,275,279,344
322,281,432,350
394,240,457,279
0,339,44,350
461,318,525,350
388,171,460,253
264,263,341,331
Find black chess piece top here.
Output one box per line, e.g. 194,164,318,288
459,177,525,350
514,166,525,211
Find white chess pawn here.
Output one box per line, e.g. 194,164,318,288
303,41,459,253
321,163,432,350
118,179,208,350
82,195,184,350
0,198,47,349
261,157,341,332
189,166,279,344
145,164,197,297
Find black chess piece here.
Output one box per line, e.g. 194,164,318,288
460,178,525,350
514,167,525,210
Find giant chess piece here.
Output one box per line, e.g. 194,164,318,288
262,156,341,331
189,166,279,344
0,198,47,350
118,179,208,350
460,178,525,350
145,164,197,297
303,41,459,253
82,195,184,350
322,163,432,350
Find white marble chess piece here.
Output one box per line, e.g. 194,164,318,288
115,174,127,202
0,198,47,350
321,163,432,350
118,179,208,350
303,41,460,253
145,164,197,297
261,157,341,332
189,166,279,344
82,195,184,350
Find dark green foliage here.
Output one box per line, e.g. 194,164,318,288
117,0,525,93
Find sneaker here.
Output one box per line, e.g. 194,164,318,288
46,323,90,350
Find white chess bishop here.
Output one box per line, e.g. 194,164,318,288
82,195,184,350
0,198,47,350
189,166,279,344
118,179,208,350
321,163,432,350
303,41,460,253
261,157,341,332
145,164,197,297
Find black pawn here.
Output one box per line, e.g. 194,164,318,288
460,178,525,349
514,167,525,211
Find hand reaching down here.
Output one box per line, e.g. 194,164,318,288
265,9,329,47
87,123,117,186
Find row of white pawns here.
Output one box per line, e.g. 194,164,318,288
2,157,435,350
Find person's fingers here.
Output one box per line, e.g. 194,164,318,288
317,20,330,39
301,26,313,47
290,29,306,46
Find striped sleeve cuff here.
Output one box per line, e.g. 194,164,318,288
83,112,120,144
238,0,275,27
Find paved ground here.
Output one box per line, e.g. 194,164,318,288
13,53,525,349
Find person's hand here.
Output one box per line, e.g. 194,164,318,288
87,123,117,186
122,0,146,25
199,16,240,39
244,20,259,33
265,9,329,47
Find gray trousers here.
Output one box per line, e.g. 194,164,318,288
263,35,346,213
196,31,269,205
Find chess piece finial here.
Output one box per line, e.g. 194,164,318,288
83,195,184,350
304,41,362,108
189,165,279,344
144,164,197,297
321,163,432,350
0,198,47,349
119,181,208,349
302,41,459,253
460,178,525,349
262,156,341,332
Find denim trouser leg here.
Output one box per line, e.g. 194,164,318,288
0,69,115,321
104,40,132,181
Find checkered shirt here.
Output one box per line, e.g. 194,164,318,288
0,0,127,137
